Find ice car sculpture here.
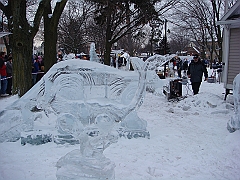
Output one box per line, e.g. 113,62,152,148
0,53,172,180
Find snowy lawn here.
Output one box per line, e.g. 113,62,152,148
0,75,240,180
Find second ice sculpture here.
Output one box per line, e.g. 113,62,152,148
89,42,100,63
131,54,174,95
227,73,240,132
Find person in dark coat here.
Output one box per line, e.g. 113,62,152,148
0,52,8,96
32,55,39,85
6,56,12,95
187,54,208,95
182,58,188,71
176,56,183,78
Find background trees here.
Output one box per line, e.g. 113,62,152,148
43,0,67,72
0,0,67,96
168,0,225,63
58,1,95,54
168,26,191,54
0,0,229,96
6,0,47,96
86,0,160,65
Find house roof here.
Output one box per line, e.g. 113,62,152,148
217,0,240,26
192,46,200,54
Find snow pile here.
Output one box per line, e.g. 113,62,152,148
177,93,233,115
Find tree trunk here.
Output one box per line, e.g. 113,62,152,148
43,2,56,72
44,25,58,72
125,2,133,56
43,0,67,72
104,12,113,66
7,0,48,96
11,0,33,97
104,41,112,66
12,39,33,96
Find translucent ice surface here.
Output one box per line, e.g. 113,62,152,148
227,73,240,132
0,54,172,179
89,42,100,63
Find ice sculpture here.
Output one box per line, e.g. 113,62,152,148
0,58,147,179
0,59,150,141
56,113,116,180
89,42,100,63
0,54,173,179
51,58,150,179
227,73,240,132
134,54,174,95
144,54,172,70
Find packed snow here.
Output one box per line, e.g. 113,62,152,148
0,58,240,180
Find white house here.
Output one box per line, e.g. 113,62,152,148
217,0,240,100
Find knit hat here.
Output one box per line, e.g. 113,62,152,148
193,54,199,59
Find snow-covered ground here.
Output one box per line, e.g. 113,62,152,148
0,67,240,180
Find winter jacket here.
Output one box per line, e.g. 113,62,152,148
6,61,12,75
0,57,7,76
176,59,183,70
0,57,3,68
0,64,7,76
32,59,39,74
183,60,188,70
187,59,208,83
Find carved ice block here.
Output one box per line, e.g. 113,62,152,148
227,73,240,132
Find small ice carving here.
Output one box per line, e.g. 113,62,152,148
89,42,100,63
56,113,116,180
227,73,240,132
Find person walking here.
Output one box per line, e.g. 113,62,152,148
0,52,8,96
36,55,44,82
6,56,13,95
187,54,208,95
176,56,183,78
32,54,39,86
182,58,189,76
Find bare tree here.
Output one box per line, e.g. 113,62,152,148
0,0,48,96
168,26,190,54
117,26,150,56
58,1,95,54
87,0,161,65
169,0,224,63
43,0,67,72
86,20,106,55
0,0,67,96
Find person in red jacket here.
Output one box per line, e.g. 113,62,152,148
0,51,8,96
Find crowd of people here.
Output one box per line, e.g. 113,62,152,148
32,54,45,86
0,52,45,97
1,51,209,97
168,54,208,95
169,56,189,78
